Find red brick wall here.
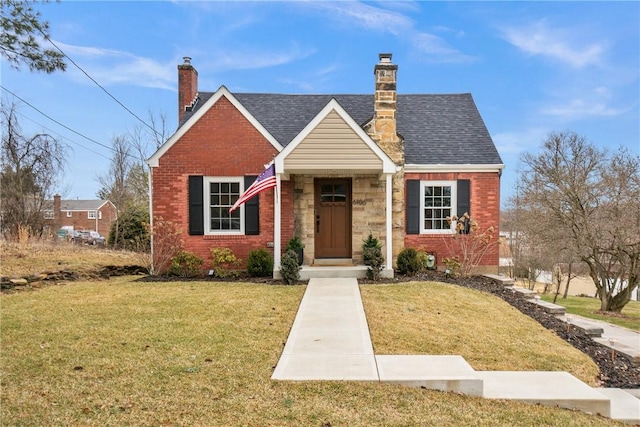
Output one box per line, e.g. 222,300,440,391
403,171,501,269
151,96,285,269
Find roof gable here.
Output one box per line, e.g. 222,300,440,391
275,99,396,174
147,86,283,167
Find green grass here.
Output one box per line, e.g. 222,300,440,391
541,294,640,331
1,277,623,426
361,282,599,383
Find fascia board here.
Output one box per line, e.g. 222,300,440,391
404,164,506,173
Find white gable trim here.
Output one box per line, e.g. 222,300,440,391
147,86,282,167
404,164,505,173
275,98,397,174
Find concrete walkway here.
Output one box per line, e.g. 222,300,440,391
272,278,640,424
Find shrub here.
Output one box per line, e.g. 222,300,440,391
150,217,183,276
443,256,461,277
362,233,384,281
247,249,274,277
280,249,301,285
168,250,204,278
396,247,421,276
211,247,241,278
285,236,305,250
443,213,496,277
416,250,430,272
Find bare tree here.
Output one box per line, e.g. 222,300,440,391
519,132,640,312
1,99,65,238
1,0,66,73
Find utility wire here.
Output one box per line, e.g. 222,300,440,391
1,85,116,153
41,36,163,139
14,109,112,160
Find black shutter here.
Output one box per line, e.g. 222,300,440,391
406,180,420,234
188,176,204,235
244,175,259,235
457,179,471,217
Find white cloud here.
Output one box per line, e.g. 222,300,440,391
541,99,625,119
305,1,474,64
55,40,175,90
500,19,606,68
493,128,548,156
411,33,476,64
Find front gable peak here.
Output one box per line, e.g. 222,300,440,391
147,86,282,167
275,98,397,175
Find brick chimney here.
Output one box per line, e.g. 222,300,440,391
178,57,198,123
369,53,403,164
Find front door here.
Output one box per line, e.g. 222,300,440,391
314,178,352,258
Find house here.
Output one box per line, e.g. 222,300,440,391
148,54,504,278
44,194,117,237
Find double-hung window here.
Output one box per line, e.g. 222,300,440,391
420,181,456,233
204,177,243,234
88,211,97,219
406,179,469,235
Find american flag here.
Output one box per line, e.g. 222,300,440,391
229,163,277,213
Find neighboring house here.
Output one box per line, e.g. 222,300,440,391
148,54,504,278
44,194,117,237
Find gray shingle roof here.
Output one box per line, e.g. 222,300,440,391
43,200,110,211
182,91,503,165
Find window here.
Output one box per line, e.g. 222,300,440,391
98,211,102,220
44,210,54,219
88,211,96,219
66,211,72,218
204,177,243,234
420,181,456,234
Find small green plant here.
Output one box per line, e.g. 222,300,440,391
362,233,384,281
210,247,241,278
416,250,430,272
396,247,421,276
443,256,461,277
286,236,305,265
280,249,301,285
247,248,274,277
285,236,305,250
168,250,204,278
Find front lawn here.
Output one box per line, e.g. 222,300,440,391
541,294,640,331
0,277,619,426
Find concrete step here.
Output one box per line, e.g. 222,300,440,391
596,388,640,424
556,314,604,337
476,371,610,418
506,286,538,299
376,355,483,396
297,265,394,280
313,258,354,266
528,298,566,315
483,274,515,286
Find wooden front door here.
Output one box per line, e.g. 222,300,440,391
314,178,352,258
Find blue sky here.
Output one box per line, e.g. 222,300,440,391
2,1,638,208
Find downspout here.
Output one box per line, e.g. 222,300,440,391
148,167,154,274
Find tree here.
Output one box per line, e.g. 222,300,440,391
519,132,640,312
1,0,66,73
1,100,65,238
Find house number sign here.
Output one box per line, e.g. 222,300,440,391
352,199,367,206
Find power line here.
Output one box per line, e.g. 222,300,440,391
14,109,112,160
41,35,163,139
1,85,116,153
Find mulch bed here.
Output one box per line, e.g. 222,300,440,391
4,266,639,388
384,270,640,389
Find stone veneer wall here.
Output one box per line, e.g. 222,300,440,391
292,174,396,265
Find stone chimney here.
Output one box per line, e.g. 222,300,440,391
178,57,198,123
369,53,403,164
